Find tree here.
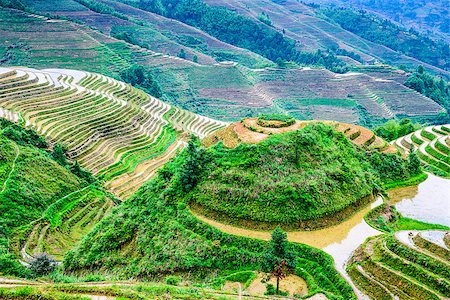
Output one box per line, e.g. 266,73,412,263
417,65,425,74
178,49,187,59
408,148,421,175
29,253,56,276
177,138,206,193
51,143,67,166
261,227,295,294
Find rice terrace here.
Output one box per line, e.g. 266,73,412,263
0,0,449,299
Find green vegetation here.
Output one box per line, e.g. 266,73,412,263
405,67,450,112
365,203,449,233
64,137,355,299
374,119,420,142
261,227,295,295
74,0,128,20
190,123,422,228
0,121,110,277
0,283,240,299
322,8,450,71
257,114,295,127
119,65,162,98
127,0,348,72
348,233,450,300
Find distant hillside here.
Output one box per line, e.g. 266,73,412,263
308,0,450,43
0,2,447,126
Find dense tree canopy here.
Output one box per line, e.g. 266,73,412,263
129,0,348,72
323,8,450,70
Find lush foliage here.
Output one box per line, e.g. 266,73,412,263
64,139,355,299
323,8,450,70
29,253,57,276
0,123,101,278
190,123,421,226
129,0,347,72
257,114,295,127
405,67,450,112
74,0,128,20
119,65,162,98
1,120,46,149
374,119,420,142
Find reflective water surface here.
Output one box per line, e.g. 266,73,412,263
389,173,450,227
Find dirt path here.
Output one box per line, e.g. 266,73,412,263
1,142,19,193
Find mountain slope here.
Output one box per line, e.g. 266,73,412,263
0,66,226,198
0,6,446,126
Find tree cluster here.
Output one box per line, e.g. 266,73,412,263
119,65,163,98
405,66,450,112
135,0,347,72
323,8,450,70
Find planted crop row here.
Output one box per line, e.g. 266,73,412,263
349,233,450,299
0,67,225,198
392,125,450,177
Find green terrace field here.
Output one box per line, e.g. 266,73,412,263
0,119,113,267
0,6,446,125
391,124,450,177
0,66,226,199
348,231,450,300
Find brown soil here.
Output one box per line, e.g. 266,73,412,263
245,273,308,297
203,118,392,154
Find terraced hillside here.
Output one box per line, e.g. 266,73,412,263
204,117,397,154
202,0,450,76
0,67,226,198
348,231,450,300
0,6,446,125
392,125,450,177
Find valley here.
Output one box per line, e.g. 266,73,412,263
0,0,449,299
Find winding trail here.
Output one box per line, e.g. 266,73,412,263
1,142,19,193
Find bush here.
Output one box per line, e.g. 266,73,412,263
165,275,182,286
29,253,57,277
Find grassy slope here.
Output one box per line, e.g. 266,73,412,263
63,143,355,299
0,121,112,274
190,123,421,228
347,233,450,300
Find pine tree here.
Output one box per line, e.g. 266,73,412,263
261,227,295,294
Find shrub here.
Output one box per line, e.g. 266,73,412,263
165,275,182,286
29,253,57,277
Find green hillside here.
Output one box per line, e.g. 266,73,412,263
0,119,112,275
188,123,422,229
0,2,447,126
63,136,356,299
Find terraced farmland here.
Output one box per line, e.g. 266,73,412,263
204,117,397,153
0,67,226,198
348,231,450,300
12,186,114,261
392,125,450,177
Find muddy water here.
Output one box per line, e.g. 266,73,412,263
194,198,383,299
389,174,450,227
193,197,383,249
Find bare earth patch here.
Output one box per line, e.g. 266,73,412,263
245,273,308,297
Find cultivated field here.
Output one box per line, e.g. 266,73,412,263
0,7,445,125
392,125,450,177
0,67,226,198
348,231,450,299
204,117,397,154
